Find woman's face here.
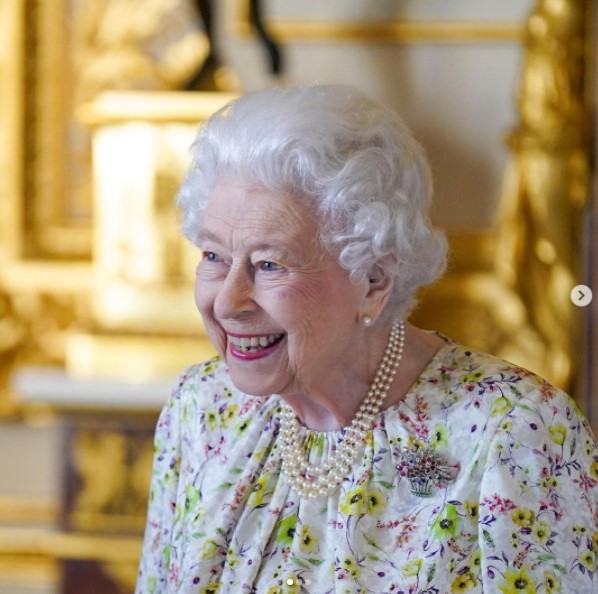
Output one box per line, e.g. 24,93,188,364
195,178,371,398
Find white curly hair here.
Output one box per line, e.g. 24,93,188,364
177,84,447,318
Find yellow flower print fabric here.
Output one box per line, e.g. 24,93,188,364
136,345,598,593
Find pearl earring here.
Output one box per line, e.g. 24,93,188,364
363,314,373,327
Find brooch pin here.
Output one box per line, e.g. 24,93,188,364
397,442,458,498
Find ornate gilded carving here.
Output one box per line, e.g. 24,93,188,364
0,293,27,416
68,426,154,533
0,289,89,416
71,0,209,103
494,0,589,389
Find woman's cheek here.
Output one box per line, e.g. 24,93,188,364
270,277,323,306
200,312,227,358
194,286,208,314
194,269,218,308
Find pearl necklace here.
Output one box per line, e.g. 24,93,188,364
278,319,406,498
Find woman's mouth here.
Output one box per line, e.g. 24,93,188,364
227,333,285,355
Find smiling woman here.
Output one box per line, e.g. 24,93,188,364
136,85,598,594
194,179,394,430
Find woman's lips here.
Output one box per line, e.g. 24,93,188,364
227,333,285,360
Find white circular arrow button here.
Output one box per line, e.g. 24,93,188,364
571,284,592,307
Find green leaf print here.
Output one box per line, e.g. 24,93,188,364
482,529,495,550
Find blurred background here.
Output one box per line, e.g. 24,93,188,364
0,0,595,592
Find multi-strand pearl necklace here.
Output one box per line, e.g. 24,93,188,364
278,319,406,498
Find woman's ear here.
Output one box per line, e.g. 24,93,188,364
361,262,394,322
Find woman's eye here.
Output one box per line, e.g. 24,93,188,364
203,251,219,262
258,261,282,272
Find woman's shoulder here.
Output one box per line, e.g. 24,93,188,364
423,341,595,464
432,341,577,418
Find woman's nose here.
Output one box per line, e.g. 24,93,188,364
213,263,256,320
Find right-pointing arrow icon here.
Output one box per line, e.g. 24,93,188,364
571,284,593,307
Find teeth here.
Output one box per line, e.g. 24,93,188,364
227,333,283,352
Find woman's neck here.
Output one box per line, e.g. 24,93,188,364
279,323,446,431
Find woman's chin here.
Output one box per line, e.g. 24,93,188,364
227,371,283,397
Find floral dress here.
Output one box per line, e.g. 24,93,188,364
136,343,598,594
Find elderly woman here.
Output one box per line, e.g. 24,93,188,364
136,85,598,594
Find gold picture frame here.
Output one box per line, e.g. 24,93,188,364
23,0,91,259
11,0,210,261
0,0,25,261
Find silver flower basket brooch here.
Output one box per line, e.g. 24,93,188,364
397,442,458,498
